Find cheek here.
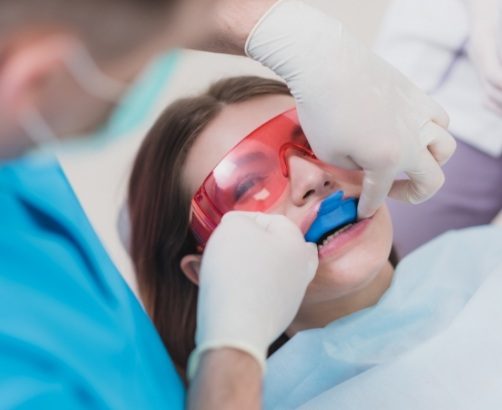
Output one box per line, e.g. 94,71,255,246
305,206,393,301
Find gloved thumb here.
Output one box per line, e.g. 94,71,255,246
358,169,395,218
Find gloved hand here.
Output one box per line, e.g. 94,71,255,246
187,211,318,379
465,0,502,115
246,0,456,218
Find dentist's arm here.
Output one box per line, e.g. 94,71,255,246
186,212,318,410
188,349,261,410
195,0,456,217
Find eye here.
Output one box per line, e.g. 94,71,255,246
234,174,268,201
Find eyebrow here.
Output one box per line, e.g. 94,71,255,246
234,151,270,166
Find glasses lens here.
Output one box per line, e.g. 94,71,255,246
191,108,313,245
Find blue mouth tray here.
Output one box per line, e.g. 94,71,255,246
305,191,358,243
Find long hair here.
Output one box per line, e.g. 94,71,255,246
128,76,292,382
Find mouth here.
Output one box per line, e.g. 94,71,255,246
302,190,365,257
316,217,372,258
315,222,355,249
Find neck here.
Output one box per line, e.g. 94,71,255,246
287,261,394,335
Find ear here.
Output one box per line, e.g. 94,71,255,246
180,254,202,286
0,34,75,117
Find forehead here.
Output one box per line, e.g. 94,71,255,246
183,94,295,196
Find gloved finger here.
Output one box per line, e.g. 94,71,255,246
258,213,305,239
253,214,319,272
220,210,259,225
225,211,304,239
328,153,360,170
224,212,319,276
357,169,396,218
220,211,275,234
389,151,445,204
304,243,320,280
427,98,450,129
420,121,457,166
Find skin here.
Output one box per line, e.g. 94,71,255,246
181,94,395,335
188,348,261,410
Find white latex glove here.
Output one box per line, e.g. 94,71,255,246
465,0,502,115
187,211,318,379
246,0,456,218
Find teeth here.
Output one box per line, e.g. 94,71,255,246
316,223,354,250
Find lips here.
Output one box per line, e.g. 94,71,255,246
316,222,355,249
317,217,371,259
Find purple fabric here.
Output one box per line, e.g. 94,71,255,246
388,139,502,258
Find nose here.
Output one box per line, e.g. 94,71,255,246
288,155,334,206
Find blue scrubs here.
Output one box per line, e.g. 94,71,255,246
0,155,185,409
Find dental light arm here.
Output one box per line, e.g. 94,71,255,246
246,0,456,218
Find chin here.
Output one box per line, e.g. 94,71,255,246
307,208,393,301
306,255,387,302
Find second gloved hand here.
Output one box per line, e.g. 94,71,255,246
246,0,456,218
187,211,318,378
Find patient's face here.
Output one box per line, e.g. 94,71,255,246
183,95,393,305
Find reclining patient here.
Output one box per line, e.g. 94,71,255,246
127,76,502,408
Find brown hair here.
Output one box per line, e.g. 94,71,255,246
128,76,292,382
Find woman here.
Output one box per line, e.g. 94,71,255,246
128,76,502,406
